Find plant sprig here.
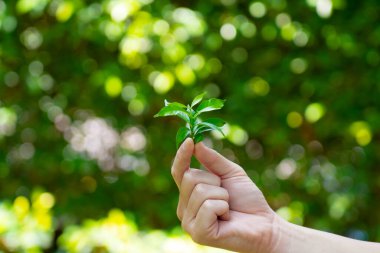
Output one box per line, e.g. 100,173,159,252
154,93,226,148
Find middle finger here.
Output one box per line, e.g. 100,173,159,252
177,169,220,220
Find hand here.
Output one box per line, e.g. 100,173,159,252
171,139,380,253
171,138,282,253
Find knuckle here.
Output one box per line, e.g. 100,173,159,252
182,170,194,184
222,200,229,210
193,183,206,195
213,175,221,186
221,188,229,201
202,199,213,210
196,169,220,186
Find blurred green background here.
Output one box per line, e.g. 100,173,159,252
1,0,380,252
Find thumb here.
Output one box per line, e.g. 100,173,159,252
194,142,246,178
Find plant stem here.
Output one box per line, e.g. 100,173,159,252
190,122,195,139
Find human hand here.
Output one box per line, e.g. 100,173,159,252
171,138,283,253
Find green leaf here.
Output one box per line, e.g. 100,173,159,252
194,125,212,135
202,117,225,127
186,105,195,115
154,104,191,123
176,127,191,148
194,122,225,136
191,92,206,108
155,96,226,146
165,99,187,108
195,98,225,116
193,133,204,143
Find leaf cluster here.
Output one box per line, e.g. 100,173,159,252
154,93,226,148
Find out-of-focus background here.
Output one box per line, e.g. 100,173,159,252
0,0,379,252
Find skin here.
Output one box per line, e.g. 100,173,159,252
171,138,380,253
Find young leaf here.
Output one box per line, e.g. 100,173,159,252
186,105,195,115
193,118,225,136
165,100,187,108
154,104,191,123
194,122,225,136
194,125,213,136
176,127,191,148
202,117,225,127
191,92,206,108
195,98,225,116
155,94,227,147
193,133,204,143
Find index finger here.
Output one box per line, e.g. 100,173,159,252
194,142,246,179
171,138,194,188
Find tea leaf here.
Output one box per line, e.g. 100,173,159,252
176,127,191,148
155,95,226,148
194,122,225,136
165,100,187,108
195,98,225,116
193,133,204,143
154,105,190,123
191,92,206,108
202,118,225,127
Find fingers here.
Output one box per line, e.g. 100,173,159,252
177,169,221,220
194,142,246,178
171,138,194,188
182,199,229,245
184,184,229,223
195,199,229,232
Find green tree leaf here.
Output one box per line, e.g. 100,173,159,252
194,122,225,136
191,92,206,108
154,104,191,123
165,99,187,108
202,117,225,127
156,96,226,147
193,133,204,143
176,127,191,148
195,98,225,116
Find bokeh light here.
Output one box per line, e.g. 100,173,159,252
105,76,123,97
220,23,237,41
55,1,74,22
305,103,325,123
349,121,372,146
246,77,270,96
249,2,266,18
0,107,17,137
287,112,303,128
1,0,379,251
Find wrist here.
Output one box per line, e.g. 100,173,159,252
269,216,319,253
268,216,380,253
267,214,291,253
243,212,291,253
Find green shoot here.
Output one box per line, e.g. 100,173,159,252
154,93,226,148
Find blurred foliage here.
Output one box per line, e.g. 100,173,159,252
0,193,229,252
0,0,379,251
